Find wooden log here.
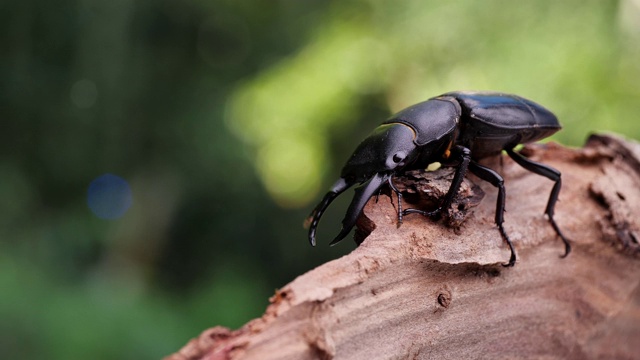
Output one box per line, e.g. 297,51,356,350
166,134,640,360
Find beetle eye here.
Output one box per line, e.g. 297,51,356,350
392,153,405,163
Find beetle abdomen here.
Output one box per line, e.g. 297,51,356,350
443,91,560,156
445,91,560,132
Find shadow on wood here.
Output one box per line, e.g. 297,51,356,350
167,134,640,360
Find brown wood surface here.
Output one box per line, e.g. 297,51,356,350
166,134,640,360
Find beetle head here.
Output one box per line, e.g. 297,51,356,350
306,97,461,247
306,123,417,246
340,123,418,182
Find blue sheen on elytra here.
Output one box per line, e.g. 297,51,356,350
87,174,132,219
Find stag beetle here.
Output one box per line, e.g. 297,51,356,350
306,91,570,267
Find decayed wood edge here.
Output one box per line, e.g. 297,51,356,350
166,133,640,360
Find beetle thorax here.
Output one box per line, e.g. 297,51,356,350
340,123,418,183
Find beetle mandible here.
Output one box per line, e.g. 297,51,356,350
306,91,570,267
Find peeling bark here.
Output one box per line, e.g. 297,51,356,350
166,134,640,360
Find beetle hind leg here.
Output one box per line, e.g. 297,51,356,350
506,149,571,258
468,161,516,267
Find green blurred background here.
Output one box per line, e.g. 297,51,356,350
2,0,639,358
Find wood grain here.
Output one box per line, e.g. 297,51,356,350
167,134,640,360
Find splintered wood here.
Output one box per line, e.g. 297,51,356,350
167,134,640,360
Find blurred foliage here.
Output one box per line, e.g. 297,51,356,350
1,0,639,359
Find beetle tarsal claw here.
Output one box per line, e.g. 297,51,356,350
549,216,571,258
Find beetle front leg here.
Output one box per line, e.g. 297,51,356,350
387,177,404,226
403,145,472,218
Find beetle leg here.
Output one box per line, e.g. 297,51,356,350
404,146,471,218
387,177,403,225
439,146,472,212
506,149,571,258
468,161,516,267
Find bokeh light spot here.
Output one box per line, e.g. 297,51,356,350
256,137,325,208
70,79,98,109
87,174,133,220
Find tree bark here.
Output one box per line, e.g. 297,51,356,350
166,134,640,360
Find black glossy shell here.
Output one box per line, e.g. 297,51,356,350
307,90,567,253
441,91,561,158
382,97,460,146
